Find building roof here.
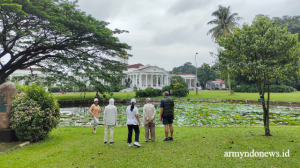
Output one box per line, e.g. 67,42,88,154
215,79,226,84
135,66,151,71
127,63,144,69
169,73,196,76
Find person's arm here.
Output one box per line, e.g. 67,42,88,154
149,106,156,122
143,106,148,122
160,108,163,121
135,108,140,126
160,100,164,121
103,107,106,125
89,104,94,117
115,107,117,125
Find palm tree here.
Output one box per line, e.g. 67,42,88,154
207,5,242,94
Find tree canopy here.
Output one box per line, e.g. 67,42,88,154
207,5,242,42
172,62,196,74
0,0,131,94
196,63,220,90
218,16,300,135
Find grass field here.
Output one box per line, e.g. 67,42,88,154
0,127,299,168
54,91,300,102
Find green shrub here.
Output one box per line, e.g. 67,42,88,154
48,86,61,93
15,84,26,93
11,84,60,142
162,85,172,93
135,88,162,97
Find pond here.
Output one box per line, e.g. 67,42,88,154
59,101,300,127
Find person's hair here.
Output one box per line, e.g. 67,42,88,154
130,102,135,112
164,91,169,96
146,97,151,103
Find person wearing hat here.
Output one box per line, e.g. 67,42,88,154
126,98,141,147
89,98,102,133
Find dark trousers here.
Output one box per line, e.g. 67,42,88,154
127,125,140,143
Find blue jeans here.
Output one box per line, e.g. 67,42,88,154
127,125,140,143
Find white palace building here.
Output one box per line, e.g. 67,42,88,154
120,62,197,92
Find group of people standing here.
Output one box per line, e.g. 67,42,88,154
88,91,175,147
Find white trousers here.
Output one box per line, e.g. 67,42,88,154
104,125,115,142
93,117,99,130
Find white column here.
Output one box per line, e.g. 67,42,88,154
139,73,141,87
156,75,158,87
189,79,191,88
146,74,148,87
151,74,153,87
135,74,137,87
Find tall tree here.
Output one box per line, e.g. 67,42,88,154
197,63,219,90
207,5,242,95
172,62,196,74
218,16,300,136
0,0,131,95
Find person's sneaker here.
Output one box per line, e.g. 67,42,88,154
128,143,133,147
163,138,169,142
110,142,114,145
104,142,107,145
134,142,141,147
168,137,174,141
92,130,96,134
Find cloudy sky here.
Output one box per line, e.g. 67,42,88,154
76,0,299,71
2,0,299,71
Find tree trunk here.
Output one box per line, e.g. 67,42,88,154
0,79,5,85
228,73,234,95
262,101,272,136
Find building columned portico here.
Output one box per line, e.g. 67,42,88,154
121,63,198,91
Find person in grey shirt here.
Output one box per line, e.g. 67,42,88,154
143,97,156,142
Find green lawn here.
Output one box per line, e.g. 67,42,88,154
54,91,300,102
0,127,299,168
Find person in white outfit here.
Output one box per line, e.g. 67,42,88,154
143,97,156,142
89,98,102,133
103,98,118,145
126,99,141,147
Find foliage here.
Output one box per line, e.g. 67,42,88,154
197,63,220,90
162,85,172,93
218,16,300,135
135,88,162,97
124,78,132,88
0,0,131,95
273,15,300,42
207,5,242,42
48,87,61,93
170,76,188,88
233,85,296,93
172,62,196,74
11,84,60,142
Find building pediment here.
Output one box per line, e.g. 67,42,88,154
139,66,169,74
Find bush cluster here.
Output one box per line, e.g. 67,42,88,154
136,88,162,97
162,82,189,97
233,85,296,93
11,84,60,142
